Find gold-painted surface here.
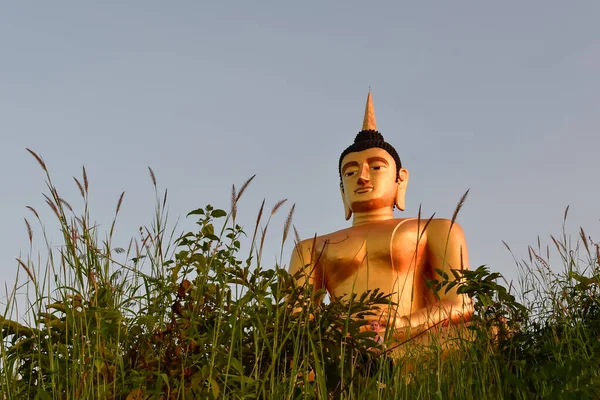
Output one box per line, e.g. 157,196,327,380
289,97,474,348
361,91,377,130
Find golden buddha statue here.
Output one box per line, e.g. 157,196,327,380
289,93,474,343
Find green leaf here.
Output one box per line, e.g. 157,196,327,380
35,390,53,400
444,281,458,294
202,224,215,236
210,378,220,398
211,209,227,218
187,208,205,216
190,372,204,389
229,357,244,374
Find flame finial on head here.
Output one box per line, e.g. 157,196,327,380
340,91,402,179
361,91,377,131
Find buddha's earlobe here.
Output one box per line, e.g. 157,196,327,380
340,184,352,220
395,168,409,211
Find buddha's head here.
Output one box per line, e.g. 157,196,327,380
338,93,409,220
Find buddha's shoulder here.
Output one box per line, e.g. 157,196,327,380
401,217,464,227
395,217,465,235
411,218,467,245
421,218,465,232
297,218,460,240
294,227,356,251
295,218,464,249
356,217,464,232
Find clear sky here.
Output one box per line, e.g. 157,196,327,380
1,2,599,310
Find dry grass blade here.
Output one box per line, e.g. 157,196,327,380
450,189,469,229
73,177,85,198
501,240,511,252
535,253,550,271
26,148,47,172
236,174,256,202
550,235,563,253
59,197,74,213
249,199,265,258
24,218,33,244
143,226,155,247
271,199,287,216
116,191,126,215
70,225,80,244
16,258,36,284
563,205,569,223
148,166,157,187
580,227,590,254
293,226,301,246
291,232,304,265
49,186,61,202
258,226,267,265
256,199,265,229
528,246,534,263
26,206,40,220
418,212,436,241
163,189,168,208
282,204,295,247
231,184,237,220
310,234,319,266
43,194,61,219
83,166,89,193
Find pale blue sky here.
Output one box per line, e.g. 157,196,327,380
1,2,599,310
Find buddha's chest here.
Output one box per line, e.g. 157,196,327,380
317,220,426,293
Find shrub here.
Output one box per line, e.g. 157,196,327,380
1,151,600,399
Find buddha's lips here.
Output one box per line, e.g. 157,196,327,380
355,187,373,194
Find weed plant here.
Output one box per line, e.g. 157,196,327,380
1,151,599,399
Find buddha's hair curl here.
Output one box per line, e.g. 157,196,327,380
338,130,402,180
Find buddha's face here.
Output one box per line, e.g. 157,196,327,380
341,147,399,213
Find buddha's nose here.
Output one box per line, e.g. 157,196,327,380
357,164,371,183
358,171,370,184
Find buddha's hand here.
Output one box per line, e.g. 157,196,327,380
392,315,411,341
391,315,428,342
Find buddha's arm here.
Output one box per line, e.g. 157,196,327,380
288,238,325,298
396,220,474,337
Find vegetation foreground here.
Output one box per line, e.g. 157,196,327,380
1,151,600,399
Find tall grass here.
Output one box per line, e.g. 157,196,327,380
1,152,599,399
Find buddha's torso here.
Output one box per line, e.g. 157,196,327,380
307,218,431,316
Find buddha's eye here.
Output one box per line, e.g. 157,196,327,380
344,171,356,177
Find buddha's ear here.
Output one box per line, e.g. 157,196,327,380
395,168,409,211
340,183,352,220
